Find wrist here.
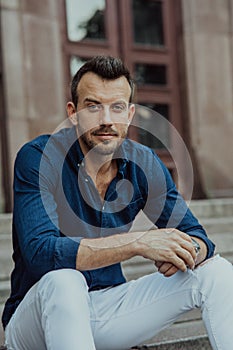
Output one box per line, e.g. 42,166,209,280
129,231,147,257
191,238,201,255
191,236,207,265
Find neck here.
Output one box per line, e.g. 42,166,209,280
84,151,116,179
84,152,118,200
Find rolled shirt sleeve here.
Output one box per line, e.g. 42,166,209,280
143,150,215,259
13,139,81,280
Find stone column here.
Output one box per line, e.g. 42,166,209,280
1,0,66,209
182,0,233,197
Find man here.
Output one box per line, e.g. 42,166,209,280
2,56,233,350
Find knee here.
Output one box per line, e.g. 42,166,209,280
38,269,88,301
199,255,232,272
197,255,233,287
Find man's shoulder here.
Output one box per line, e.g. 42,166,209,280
18,134,50,154
13,135,52,175
17,128,75,157
123,139,159,161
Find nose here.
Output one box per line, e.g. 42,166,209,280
99,105,113,125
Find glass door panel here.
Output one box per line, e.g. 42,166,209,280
70,56,88,76
62,0,184,184
132,0,164,46
134,63,167,86
131,103,170,150
66,0,106,42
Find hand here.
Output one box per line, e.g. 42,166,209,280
155,236,207,277
136,228,197,272
155,261,179,277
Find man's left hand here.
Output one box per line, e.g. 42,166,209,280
155,236,208,277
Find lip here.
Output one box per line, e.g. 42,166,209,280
94,134,116,140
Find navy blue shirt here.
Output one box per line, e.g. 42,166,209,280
2,126,215,329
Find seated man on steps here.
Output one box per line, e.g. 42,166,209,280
2,55,233,350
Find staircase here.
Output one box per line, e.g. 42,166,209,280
1,198,233,348
122,198,233,349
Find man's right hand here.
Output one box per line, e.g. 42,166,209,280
76,228,196,272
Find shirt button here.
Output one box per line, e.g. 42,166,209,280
85,178,89,182
102,205,105,211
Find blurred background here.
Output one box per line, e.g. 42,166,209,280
0,0,233,212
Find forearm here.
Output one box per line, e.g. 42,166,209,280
76,228,197,272
76,231,142,270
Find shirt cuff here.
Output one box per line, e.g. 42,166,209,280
54,237,81,269
188,232,215,260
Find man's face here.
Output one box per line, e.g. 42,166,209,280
67,72,135,156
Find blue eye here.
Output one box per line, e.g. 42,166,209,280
87,104,102,112
111,103,127,112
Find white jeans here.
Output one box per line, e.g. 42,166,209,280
4,255,233,350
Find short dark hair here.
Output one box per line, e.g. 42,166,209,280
71,56,135,107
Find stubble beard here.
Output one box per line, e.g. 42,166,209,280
78,125,127,156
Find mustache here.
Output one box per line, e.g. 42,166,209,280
92,126,119,136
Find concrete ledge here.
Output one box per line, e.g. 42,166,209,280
189,198,233,218
141,335,211,349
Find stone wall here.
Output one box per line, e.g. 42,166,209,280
0,0,65,207
182,0,233,197
1,0,233,208
0,141,3,212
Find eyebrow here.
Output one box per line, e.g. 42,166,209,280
84,98,128,105
84,98,101,104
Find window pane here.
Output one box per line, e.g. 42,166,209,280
66,0,106,42
70,56,88,77
136,103,170,149
134,63,167,85
132,0,164,46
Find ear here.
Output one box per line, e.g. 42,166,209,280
127,103,135,124
67,102,77,125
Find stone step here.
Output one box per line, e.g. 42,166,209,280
1,199,232,350
0,208,232,239
143,320,211,349
131,308,211,349
0,281,10,305
0,233,13,281
0,304,4,346
0,215,12,236
1,198,233,235
139,336,211,349
189,198,233,218
200,217,233,234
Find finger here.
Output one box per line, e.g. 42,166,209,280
180,240,197,261
164,265,179,277
153,244,190,271
171,231,197,264
154,261,163,268
159,238,195,270
175,246,195,270
164,229,196,261
157,261,179,277
158,262,173,274
175,230,193,243
165,252,189,272
164,229,192,243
